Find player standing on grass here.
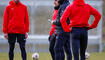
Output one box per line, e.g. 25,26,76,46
51,0,72,60
60,0,101,60
3,0,29,60
48,0,60,60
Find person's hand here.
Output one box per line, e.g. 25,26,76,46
25,33,28,39
86,26,90,30
48,19,53,24
86,26,89,27
48,36,51,41
51,21,54,24
4,33,8,39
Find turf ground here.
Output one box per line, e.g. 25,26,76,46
0,52,105,60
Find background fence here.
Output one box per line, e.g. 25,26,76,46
0,0,104,53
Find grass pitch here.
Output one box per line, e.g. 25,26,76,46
0,52,105,60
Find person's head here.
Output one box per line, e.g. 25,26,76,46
54,0,59,7
54,0,60,10
12,0,20,4
58,0,69,4
73,0,84,2
73,0,85,5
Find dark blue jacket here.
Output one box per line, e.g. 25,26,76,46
53,0,70,34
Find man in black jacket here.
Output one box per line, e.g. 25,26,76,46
52,0,72,60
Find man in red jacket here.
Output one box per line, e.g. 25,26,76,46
49,0,60,60
60,0,101,60
3,0,29,60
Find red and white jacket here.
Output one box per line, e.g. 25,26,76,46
3,1,29,34
60,0,101,32
49,10,58,36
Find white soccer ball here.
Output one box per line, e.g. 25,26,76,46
85,52,90,59
32,53,39,60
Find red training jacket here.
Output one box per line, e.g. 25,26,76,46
3,1,29,34
49,10,58,36
60,0,101,32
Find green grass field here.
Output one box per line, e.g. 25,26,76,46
0,52,105,60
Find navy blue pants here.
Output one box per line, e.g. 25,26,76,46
49,34,56,60
71,27,88,60
8,34,27,60
54,32,72,60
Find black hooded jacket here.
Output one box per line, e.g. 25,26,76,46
53,0,70,34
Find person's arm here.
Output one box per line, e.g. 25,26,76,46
3,6,9,39
49,24,55,36
25,6,29,38
60,5,71,32
88,5,101,29
3,6,8,34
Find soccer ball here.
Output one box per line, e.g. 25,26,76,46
32,53,39,60
85,52,90,59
